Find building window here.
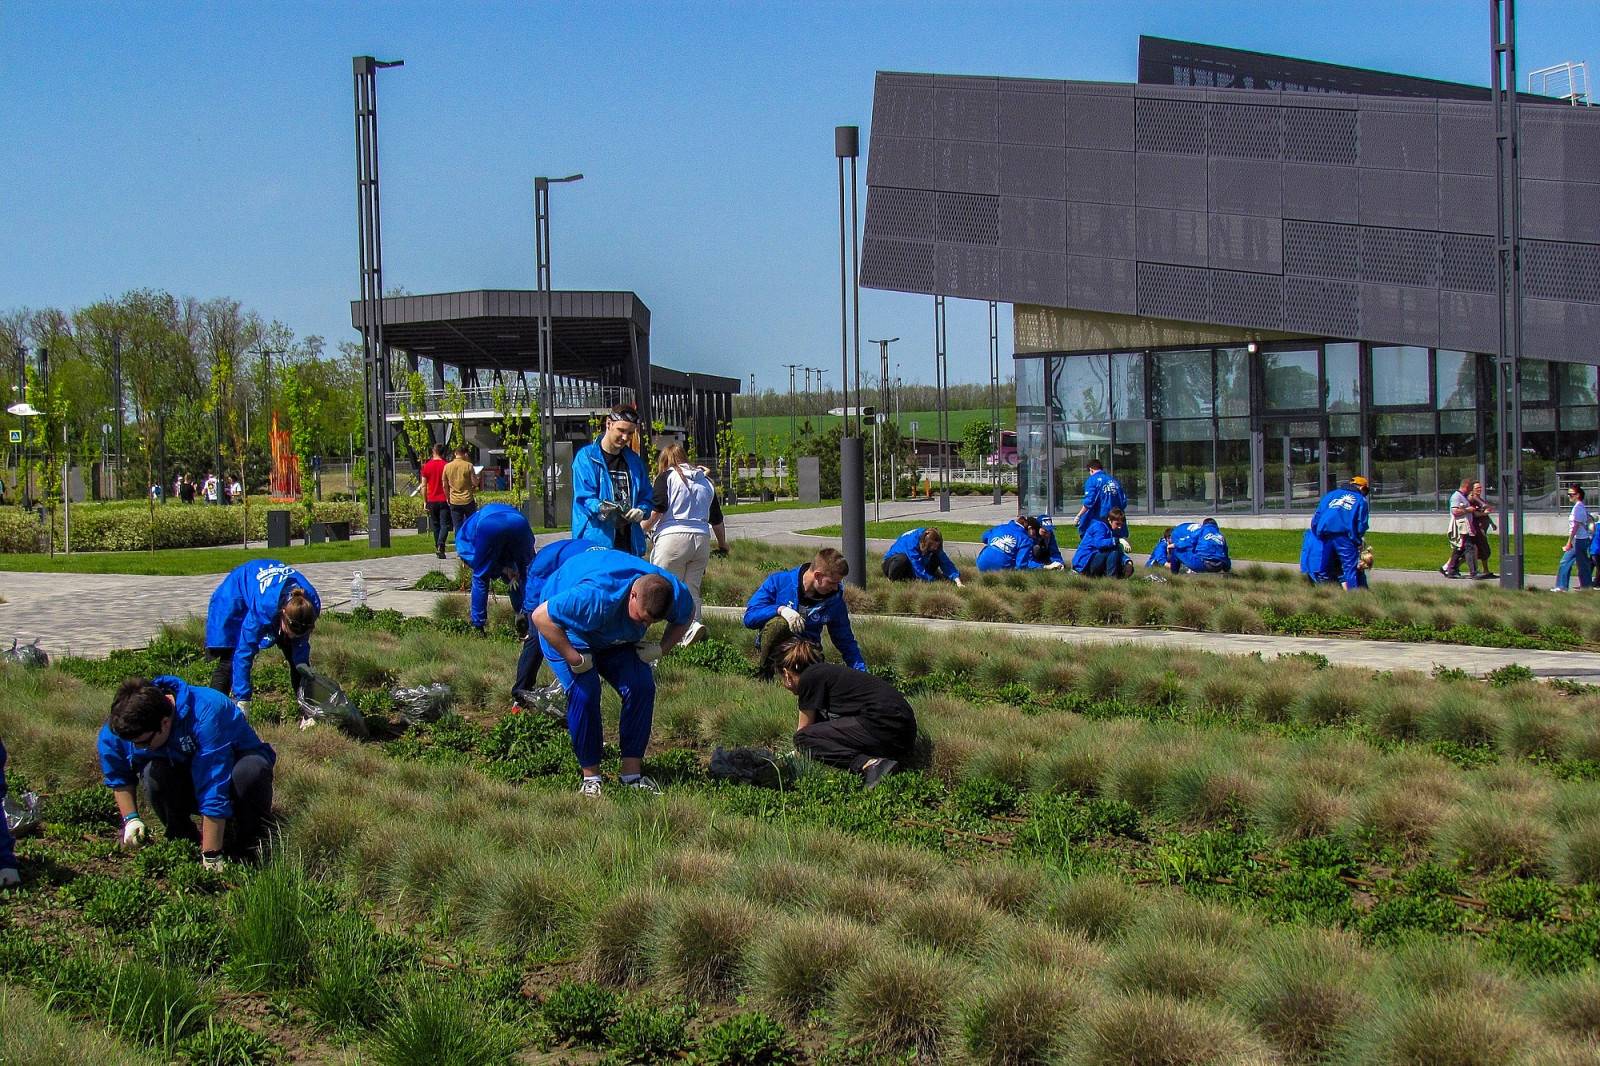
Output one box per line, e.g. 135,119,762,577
1154,349,1214,418
1325,343,1361,412
1435,350,1476,410
1373,411,1437,510
1216,416,1251,510
1051,354,1109,422
1371,345,1431,407
1110,352,1146,419
1017,357,1049,516
1216,348,1250,417
1262,348,1320,411
1053,421,1111,512
1522,360,1552,404
1154,417,1213,508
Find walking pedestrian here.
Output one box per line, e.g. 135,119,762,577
1441,477,1476,579
642,443,728,644
179,475,195,505
572,403,653,555
420,443,450,559
204,560,321,712
202,472,219,504
529,547,694,797
883,526,962,584
443,445,478,535
97,675,276,867
1554,484,1592,592
777,639,916,789
744,547,866,679
1469,481,1497,578
455,502,536,633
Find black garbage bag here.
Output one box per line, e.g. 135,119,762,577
2,639,48,668
295,665,370,739
708,746,800,790
392,683,454,727
3,791,41,836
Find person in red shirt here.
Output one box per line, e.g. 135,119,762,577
420,443,450,559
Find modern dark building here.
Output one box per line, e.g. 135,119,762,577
860,37,1600,515
349,289,739,460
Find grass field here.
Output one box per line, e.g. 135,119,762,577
5,605,1600,1062
0,533,445,576
735,407,1014,444
798,520,1570,576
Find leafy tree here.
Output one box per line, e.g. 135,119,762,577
396,371,434,487
442,381,467,449
960,420,995,469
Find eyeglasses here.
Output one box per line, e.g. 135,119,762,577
130,728,160,747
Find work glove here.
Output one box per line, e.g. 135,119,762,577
569,652,595,675
636,641,663,664
234,699,251,717
120,816,148,850
952,575,964,588
0,868,18,888
624,507,647,524
1042,561,1064,571
1117,538,1133,554
200,851,227,872
712,547,730,559
777,606,805,634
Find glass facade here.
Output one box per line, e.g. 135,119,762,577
1017,340,1600,514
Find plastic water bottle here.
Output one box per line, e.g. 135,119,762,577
350,570,367,609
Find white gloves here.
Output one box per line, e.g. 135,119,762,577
636,641,663,664
1042,561,1064,571
121,817,148,850
570,652,595,674
235,699,251,717
201,852,227,872
1118,538,1133,554
953,576,964,588
624,507,647,524
777,606,805,634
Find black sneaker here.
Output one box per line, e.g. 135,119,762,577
860,757,898,790
1439,565,1459,579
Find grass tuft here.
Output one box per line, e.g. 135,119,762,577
649,892,762,1002
961,965,1092,1066
831,944,963,1060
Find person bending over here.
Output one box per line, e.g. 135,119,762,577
1074,459,1127,534
778,639,916,789
1072,507,1133,578
883,526,962,584
1147,518,1232,574
572,403,654,556
456,502,536,633
531,547,694,797
98,676,276,869
744,547,866,680
205,560,321,715
512,538,607,707
1302,477,1370,591
977,515,1062,572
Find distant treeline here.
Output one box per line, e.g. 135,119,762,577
735,380,1012,418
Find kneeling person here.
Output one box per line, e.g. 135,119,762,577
883,526,962,585
98,676,276,868
1073,508,1133,578
743,547,866,680
531,548,694,797
1148,518,1232,574
778,640,916,788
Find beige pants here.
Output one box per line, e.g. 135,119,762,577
651,530,710,621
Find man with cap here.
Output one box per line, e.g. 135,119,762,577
455,502,536,632
572,403,654,557
1303,477,1371,590
530,547,694,797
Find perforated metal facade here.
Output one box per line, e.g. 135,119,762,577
861,72,1600,364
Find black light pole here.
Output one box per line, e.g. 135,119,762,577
535,172,584,528
989,300,1003,507
782,363,800,448
1491,0,1525,589
934,295,951,511
353,54,403,547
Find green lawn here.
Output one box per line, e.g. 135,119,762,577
798,520,1569,575
735,406,1013,444
0,533,447,576
722,497,842,515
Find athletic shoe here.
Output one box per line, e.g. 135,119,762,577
1480,571,1497,579
683,621,708,645
1551,586,1566,593
860,757,898,790
622,775,663,795
1439,566,1459,579
436,550,446,560
579,776,603,798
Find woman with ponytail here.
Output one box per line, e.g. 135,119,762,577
204,560,322,714
641,442,727,644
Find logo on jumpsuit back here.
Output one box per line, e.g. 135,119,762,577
176,735,197,756
991,535,1018,554
255,565,295,595
1329,494,1357,511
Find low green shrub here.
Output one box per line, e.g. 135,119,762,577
696,1010,799,1066
606,1001,694,1063
173,1019,281,1065
541,980,620,1045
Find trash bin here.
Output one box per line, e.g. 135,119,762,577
266,510,291,549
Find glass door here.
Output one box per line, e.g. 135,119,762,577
1263,418,1324,510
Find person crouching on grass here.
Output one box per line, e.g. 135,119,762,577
97,676,276,870
777,639,915,789
743,547,867,681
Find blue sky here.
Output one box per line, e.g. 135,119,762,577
2,2,1596,391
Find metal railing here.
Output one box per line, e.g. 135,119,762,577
384,383,634,418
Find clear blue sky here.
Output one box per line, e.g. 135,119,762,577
2,2,1595,391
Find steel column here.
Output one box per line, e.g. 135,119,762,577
1491,0,1525,589
934,295,950,511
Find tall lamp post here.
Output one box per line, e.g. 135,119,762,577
534,172,584,528
1491,0,1526,589
782,363,801,449
988,300,1003,506
835,125,866,588
353,54,403,547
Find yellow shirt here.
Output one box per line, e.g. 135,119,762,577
443,458,477,506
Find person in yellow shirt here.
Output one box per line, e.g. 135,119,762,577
443,445,479,537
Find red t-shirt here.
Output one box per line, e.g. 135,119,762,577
421,458,448,503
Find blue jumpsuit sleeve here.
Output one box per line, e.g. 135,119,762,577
1353,497,1370,541
828,609,868,672
231,592,275,700
1016,535,1041,569
743,573,782,628
571,453,605,519
906,549,934,581
936,550,960,582
191,701,250,819
98,727,135,790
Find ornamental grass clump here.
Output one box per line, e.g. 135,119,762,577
744,912,874,1022
1155,753,1264,828
1331,991,1531,1066
1433,800,1554,876
1031,732,1112,796
1554,817,1600,885
961,966,1094,1066
1420,688,1500,749
101,959,213,1052
473,855,590,957
959,862,1049,917
831,944,964,1060
374,979,518,1066
1067,993,1273,1066
1230,929,1374,1064
1107,929,1241,1002
224,858,319,992
582,885,668,987
888,888,1004,959
1042,873,1144,942
648,892,762,1002
1529,970,1600,1044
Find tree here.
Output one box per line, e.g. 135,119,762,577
490,378,539,508
960,420,995,469
442,381,467,449
396,371,433,487
279,361,321,528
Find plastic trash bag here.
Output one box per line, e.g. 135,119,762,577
708,746,800,790
3,791,41,836
295,665,370,739
2,639,48,668
392,683,453,726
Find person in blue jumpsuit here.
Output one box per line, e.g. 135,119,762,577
977,515,1056,572
1073,507,1133,578
882,527,962,584
743,547,867,679
1075,459,1127,534
1148,518,1233,574
456,502,536,632
1302,477,1371,590
512,538,608,706
98,675,276,868
205,560,321,712
1031,517,1067,568
0,738,17,887
571,404,654,556
530,547,694,797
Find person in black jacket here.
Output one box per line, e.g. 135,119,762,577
776,639,916,789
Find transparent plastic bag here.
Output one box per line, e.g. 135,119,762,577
295,665,370,739
3,791,42,835
707,746,800,790
391,683,454,727
2,639,48,668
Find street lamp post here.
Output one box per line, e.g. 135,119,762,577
782,363,800,450
534,172,584,528
1491,0,1526,589
988,301,1003,506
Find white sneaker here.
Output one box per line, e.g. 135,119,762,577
1551,586,1567,593
683,621,707,645
622,775,663,795
579,776,603,798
